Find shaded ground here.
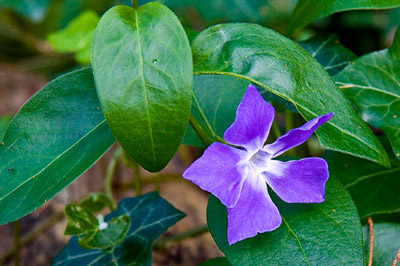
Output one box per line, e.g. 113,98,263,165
0,66,222,266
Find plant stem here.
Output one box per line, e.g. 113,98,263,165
367,217,374,266
153,225,208,248
189,114,213,147
105,147,123,210
12,220,21,266
285,109,296,156
132,0,138,8
133,162,142,196
271,121,281,139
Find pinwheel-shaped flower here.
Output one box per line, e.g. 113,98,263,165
183,85,333,245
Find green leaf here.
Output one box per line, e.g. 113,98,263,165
192,23,389,167
47,10,99,65
79,192,114,213
299,34,357,76
288,0,400,34
207,177,364,266
0,115,12,140
198,257,231,266
323,149,400,218
0,68,115,225
53,192,185,266
0,0,50,22
64,204,99,235
92,3,193,172
335,27,400,161
363,223,400,266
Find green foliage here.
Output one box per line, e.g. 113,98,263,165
299,34,357,76
289,0,400,34
92,3,193,172
0,68,115,225
207,177,364,266
335,27,400,160
0,0,50,22
47,10,99,65
324,148,400,218
192,23,389,167
79,192,114,213
363,223,400,266
0,115,12,140
198,257,231,266
53,192,185,265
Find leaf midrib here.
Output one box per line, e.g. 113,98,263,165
0,120,108,203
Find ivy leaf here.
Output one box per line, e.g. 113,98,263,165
92,3,193,172
192,23,389,167
0,0,50,22
363,223,400,266
53,192,185,266
288,0,400,34
299,34,357,76
323,147,400,218
335,26,400,161
0,68,115,225
79,192,114,213
47,10,99,65
207,177,364,266
64,204,99,236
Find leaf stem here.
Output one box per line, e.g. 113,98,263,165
189,114,213,147
12,220,21,266
285,109,296,156
132,0,138,9
105,147,122,210
153,225,208,248
367,217,374,266
133,161,142,196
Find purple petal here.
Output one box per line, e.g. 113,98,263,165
227,174,281,245
264,158,329,203
264,113,333,157
183,142,247,208
224,85,275,153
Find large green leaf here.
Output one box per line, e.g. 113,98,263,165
53,192,185,266
323,149,400,218
0,0,50,22
299,34,357,76
335,27,400,161
207,177,364,266
92,3,193,172
288,0,400,34
363,223,400,266
192,23,389,167
0,68,115,225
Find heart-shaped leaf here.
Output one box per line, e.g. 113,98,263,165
92,3,193,172
53,192,185,266
192,23,389,167
335,27,400,161
0,68,115,225
288,0,400,34
207,177,364,266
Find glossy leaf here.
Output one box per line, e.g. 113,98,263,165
324,149,400,218
192,23,389,167
53,192,185,266
0,0,50,22
363,223,400,266
0,68,115,225
92,3,193,172
299,34,357,76
288,0,400,34
335,27,400,161
0,115,12,140
47,10,99,65
207,177,364,266
199,257,231,266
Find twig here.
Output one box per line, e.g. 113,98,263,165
153,225,209,249
133,161,142,196
392,247,400,266
105,147,122,210
368,217,374,266
0,212,65,264
189,114,213,147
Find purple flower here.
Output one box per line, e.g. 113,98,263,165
183,85,333,245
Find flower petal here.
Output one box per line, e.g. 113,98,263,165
264,158,329,203
264,113,333,157
227,174,281,245
224,84,275,153
183,142,247,208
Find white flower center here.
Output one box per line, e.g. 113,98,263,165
242,149,272,176
98,222,108,230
